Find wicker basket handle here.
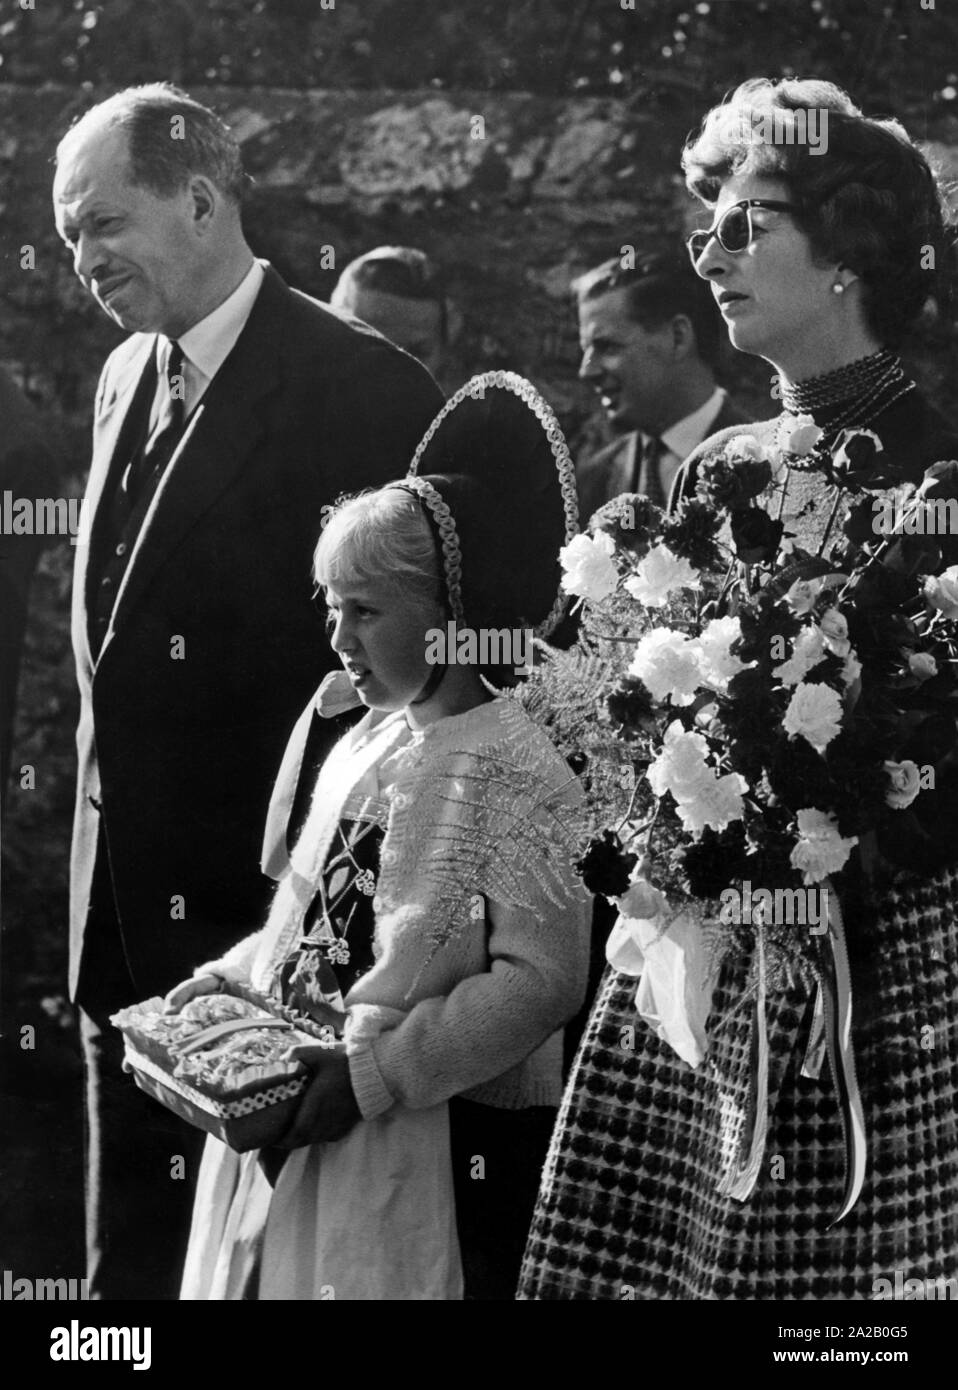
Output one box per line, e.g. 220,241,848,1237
174,1015,295,1057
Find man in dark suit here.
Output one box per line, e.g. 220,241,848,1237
0,369,60,801
574,251,747,522
53,83,443,1299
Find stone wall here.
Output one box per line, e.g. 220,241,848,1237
6,83,958,479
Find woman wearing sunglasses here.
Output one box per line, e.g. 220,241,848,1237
518,76,958,1300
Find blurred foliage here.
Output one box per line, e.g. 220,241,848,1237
0,0,956,117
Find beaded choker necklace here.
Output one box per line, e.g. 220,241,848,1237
781,347,905,415
775,348,915,471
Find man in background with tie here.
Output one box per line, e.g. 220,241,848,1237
52,83,442,1299
574,250,747,521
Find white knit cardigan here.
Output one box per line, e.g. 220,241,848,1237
199,691,592,1117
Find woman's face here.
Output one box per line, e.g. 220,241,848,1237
325,575,444,712
692,171,841,371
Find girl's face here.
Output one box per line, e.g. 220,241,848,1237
325,575,444,713
691,171,841,371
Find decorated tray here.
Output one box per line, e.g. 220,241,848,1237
111,984,342,1153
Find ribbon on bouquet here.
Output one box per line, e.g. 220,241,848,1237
605,904,718,1069
803,884,868,1227
715,926,770,1202
715,880,867,1224
614,880,868,1223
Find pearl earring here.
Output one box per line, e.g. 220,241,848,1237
832,283,845,295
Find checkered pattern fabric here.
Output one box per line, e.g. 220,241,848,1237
518,867,958,1300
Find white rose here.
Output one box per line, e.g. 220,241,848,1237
617,878,667,921
908,652,938,681
630,629,705,706
695,615,749,690
784,577,824,615
624,544,700,609
783,414,824,457
820,607,851,659
559,531,618,602
789,808,858,884
724,433,768,463
674,769,748,837
923,565,958,621
782,681,843,753
884,759,922,810
773,625,826,688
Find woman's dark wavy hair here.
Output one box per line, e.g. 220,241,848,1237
682,78,954,347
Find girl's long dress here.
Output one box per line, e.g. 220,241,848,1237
181,724,463,1301
179,693,590,1300
519,407,958,1299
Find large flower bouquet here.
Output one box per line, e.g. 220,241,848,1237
519,421,958,1064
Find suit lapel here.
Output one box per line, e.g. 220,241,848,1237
98,273,288,659
74,341,156,669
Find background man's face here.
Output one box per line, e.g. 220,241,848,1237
577,287,675,435
53,127,203,338
336,283,443,376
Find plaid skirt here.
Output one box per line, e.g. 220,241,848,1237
518,866,958,1300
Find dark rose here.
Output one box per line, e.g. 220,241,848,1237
675,823,748,898
575,830,637,898
734,592,802,668
824,730,894,837
916,459,958,503
884,531,943,577
842,495,879,548
729,507,784,564
696,452,772,510
662,498,723,571
766,737,832,812
828,428,887,490
847,559,916,619
589,494,661,556
606,675,658,739
717,666,781,780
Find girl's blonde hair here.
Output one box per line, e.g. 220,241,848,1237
313,487,445,608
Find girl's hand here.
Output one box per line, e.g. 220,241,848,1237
163,974,223,1014
277,1042,361,1147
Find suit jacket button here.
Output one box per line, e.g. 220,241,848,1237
115,542,128,557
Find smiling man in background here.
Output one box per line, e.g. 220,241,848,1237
52,83,442,1299
574,250,746,520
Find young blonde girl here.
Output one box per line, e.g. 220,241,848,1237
167,376,589,1299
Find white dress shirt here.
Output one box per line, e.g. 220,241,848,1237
656,386,728,500
149,259,265,429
